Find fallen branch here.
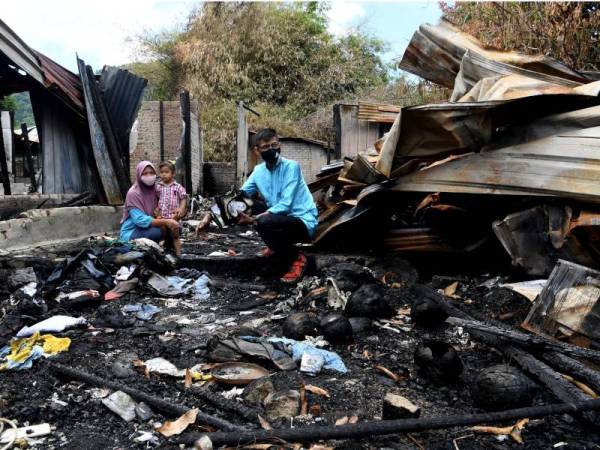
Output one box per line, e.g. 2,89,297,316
177,398,600,446
48,362,244,431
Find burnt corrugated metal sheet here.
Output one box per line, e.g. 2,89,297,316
399,21,587,88
99,66,147,156
452,51,584,101
391,126,600,202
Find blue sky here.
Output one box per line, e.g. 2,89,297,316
1,1,441,74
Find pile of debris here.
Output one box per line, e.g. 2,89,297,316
312,20,600,277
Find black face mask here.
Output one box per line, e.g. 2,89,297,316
261,147,280,164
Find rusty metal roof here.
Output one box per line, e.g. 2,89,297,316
357,102,399,124
35,51,85,117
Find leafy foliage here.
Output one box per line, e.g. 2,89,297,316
0,92,35,129
440,2,600,72
130,2,391,161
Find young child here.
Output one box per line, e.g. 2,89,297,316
155,161,187,255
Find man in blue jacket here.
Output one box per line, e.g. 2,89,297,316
239,128,318,283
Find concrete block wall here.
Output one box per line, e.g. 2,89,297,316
129,100,202,194
280,141,329,183
203,162,236,195
0,205,122,252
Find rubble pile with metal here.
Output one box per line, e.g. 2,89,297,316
313,19,600,279
3,19,600,450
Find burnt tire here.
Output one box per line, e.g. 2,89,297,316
472,364,538,411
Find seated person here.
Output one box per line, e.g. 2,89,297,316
155,160,187,255
120,161,179,247
238,128,318,283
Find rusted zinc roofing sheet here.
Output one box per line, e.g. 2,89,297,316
35,51,85,118
357,102,399,124
398,21,588,88
389,126,600,202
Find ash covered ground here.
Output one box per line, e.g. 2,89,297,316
1,227,599,450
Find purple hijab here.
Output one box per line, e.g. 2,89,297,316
122,161,158,223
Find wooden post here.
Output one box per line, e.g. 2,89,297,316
159,100,165,161
236,101,248,186
179,90,192,194
21,123,37,193
0,118,10,195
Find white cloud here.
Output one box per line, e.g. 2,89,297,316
326,2,367,36
1,0,195,72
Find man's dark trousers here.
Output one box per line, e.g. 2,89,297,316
255,213,310,261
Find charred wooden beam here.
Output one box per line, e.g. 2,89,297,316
0,123,10,195
447,316,600,364
539,351,600,394
48,362,245,431
177,398,600,446
21,123,37,193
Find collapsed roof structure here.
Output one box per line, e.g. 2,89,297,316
0,19,147,203
312,20,600,276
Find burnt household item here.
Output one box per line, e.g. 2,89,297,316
410,285,449,329
345,284,395,319
323,262,375,292
211,362,270,386
472,364,538,411
282,312,321,341
320,314,353,343
214,189,254,226
414,340,463,383
523,259,600,341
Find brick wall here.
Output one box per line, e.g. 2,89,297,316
129,100,202,194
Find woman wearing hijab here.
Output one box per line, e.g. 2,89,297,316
120,161,179,243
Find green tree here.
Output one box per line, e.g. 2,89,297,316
129,2,390,161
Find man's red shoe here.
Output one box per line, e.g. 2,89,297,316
280,253,307,284
256,247,274,258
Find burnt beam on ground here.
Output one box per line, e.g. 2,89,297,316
48,362,246,432
178,398,600,446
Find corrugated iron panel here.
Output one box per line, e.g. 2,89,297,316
77,57,124,205
99,66,147,156
391,126,600,202
399,20,587,88
358,102,399,123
